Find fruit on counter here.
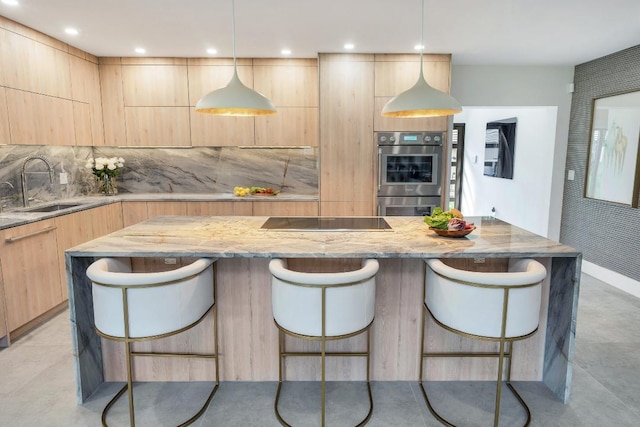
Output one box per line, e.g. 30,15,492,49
423,207,465,230
448,208,463,218
250,186,278,195
234,186,251,197
447,218,467,231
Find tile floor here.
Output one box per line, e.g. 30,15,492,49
1,273,639,426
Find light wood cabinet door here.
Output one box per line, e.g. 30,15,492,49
54,203,123,299
121,201,150,227
73,101,91,146
99,63,127,146
69,55,104,145
146,201,188,218
0,260,7,346
373,54,451,132
0,87,10,144
252,201,318,216
0,29,72,99
254,107,318,146
186,201,253,216
124,106,191,146
122,64,189,106
0,219,62,332
253,59,319,146
188,61,255,146
5,88,76,146
319,54,376,216
253,59,318,107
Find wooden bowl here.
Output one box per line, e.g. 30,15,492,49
428,225,476,238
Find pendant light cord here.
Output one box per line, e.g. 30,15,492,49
419,0,424,77
232,0,237,69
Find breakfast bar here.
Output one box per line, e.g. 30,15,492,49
65,215,581,405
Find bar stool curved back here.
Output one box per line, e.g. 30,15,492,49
86,257,220,427
269,258,379,427
420,258,547,427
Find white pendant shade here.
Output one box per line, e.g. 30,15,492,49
195,69,276,116
382,0,462,118
381,73,462,118
194,0,276,117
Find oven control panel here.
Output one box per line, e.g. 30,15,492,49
376,131,443,146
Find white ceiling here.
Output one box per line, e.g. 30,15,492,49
1,0,639,65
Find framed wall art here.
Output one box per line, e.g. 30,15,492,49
585,91,640,207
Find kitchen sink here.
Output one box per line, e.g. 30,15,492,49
21,203,85,213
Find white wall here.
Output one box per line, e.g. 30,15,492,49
451,65,574,240
454,107,558,237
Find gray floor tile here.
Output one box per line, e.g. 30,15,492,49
1,273,640,426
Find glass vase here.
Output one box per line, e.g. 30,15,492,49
101,175,117,196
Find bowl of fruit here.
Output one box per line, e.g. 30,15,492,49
423,207,476,238
233,186,279,197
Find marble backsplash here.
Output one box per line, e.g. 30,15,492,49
0,145,318,210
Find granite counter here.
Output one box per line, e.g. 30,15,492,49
66,216,581,405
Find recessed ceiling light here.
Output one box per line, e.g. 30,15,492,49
65,28,79,36
134,47,146,54
2,0,19,6
414,44,424,51
344,43,355,50
206,48,218,55
281,49,291,55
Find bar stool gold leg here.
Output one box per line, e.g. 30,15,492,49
93,258,220,427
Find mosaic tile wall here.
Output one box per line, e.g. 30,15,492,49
560,44,640,281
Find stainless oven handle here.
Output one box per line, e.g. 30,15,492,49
377,148,382,192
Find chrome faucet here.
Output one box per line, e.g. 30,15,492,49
0,181,15,212
21,155,55,207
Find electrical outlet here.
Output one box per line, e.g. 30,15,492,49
164,258,177,265
59,172,68,184
473,257,486,263
567,170,575,181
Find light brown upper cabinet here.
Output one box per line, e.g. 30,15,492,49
0,87,9,144
253,59,319,146
118,58,191,146
373,54,451,132
122,60,189,106
0,19,104,146
188,58,256,146
69,54,105,146
0,29,72,99
5,88,76,145
99,60,127,146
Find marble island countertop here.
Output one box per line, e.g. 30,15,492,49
67,215,580,259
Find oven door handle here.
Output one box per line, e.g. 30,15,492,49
377,147,382,192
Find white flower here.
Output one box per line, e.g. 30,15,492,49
95,163,104,170
118,157,125,163
107,163,116,171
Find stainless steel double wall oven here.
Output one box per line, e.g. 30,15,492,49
377,131,443,216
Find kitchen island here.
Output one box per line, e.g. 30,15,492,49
66,215,581,405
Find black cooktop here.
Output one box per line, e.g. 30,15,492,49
261,217,392,231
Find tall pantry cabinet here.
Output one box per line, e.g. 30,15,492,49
318,53,452,216
318,54,376,216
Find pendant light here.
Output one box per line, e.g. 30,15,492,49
195,0,276,116
381,0,461,118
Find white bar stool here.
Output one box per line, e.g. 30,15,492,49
86,257,220,427
269,258,379,427
420,258,547,427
